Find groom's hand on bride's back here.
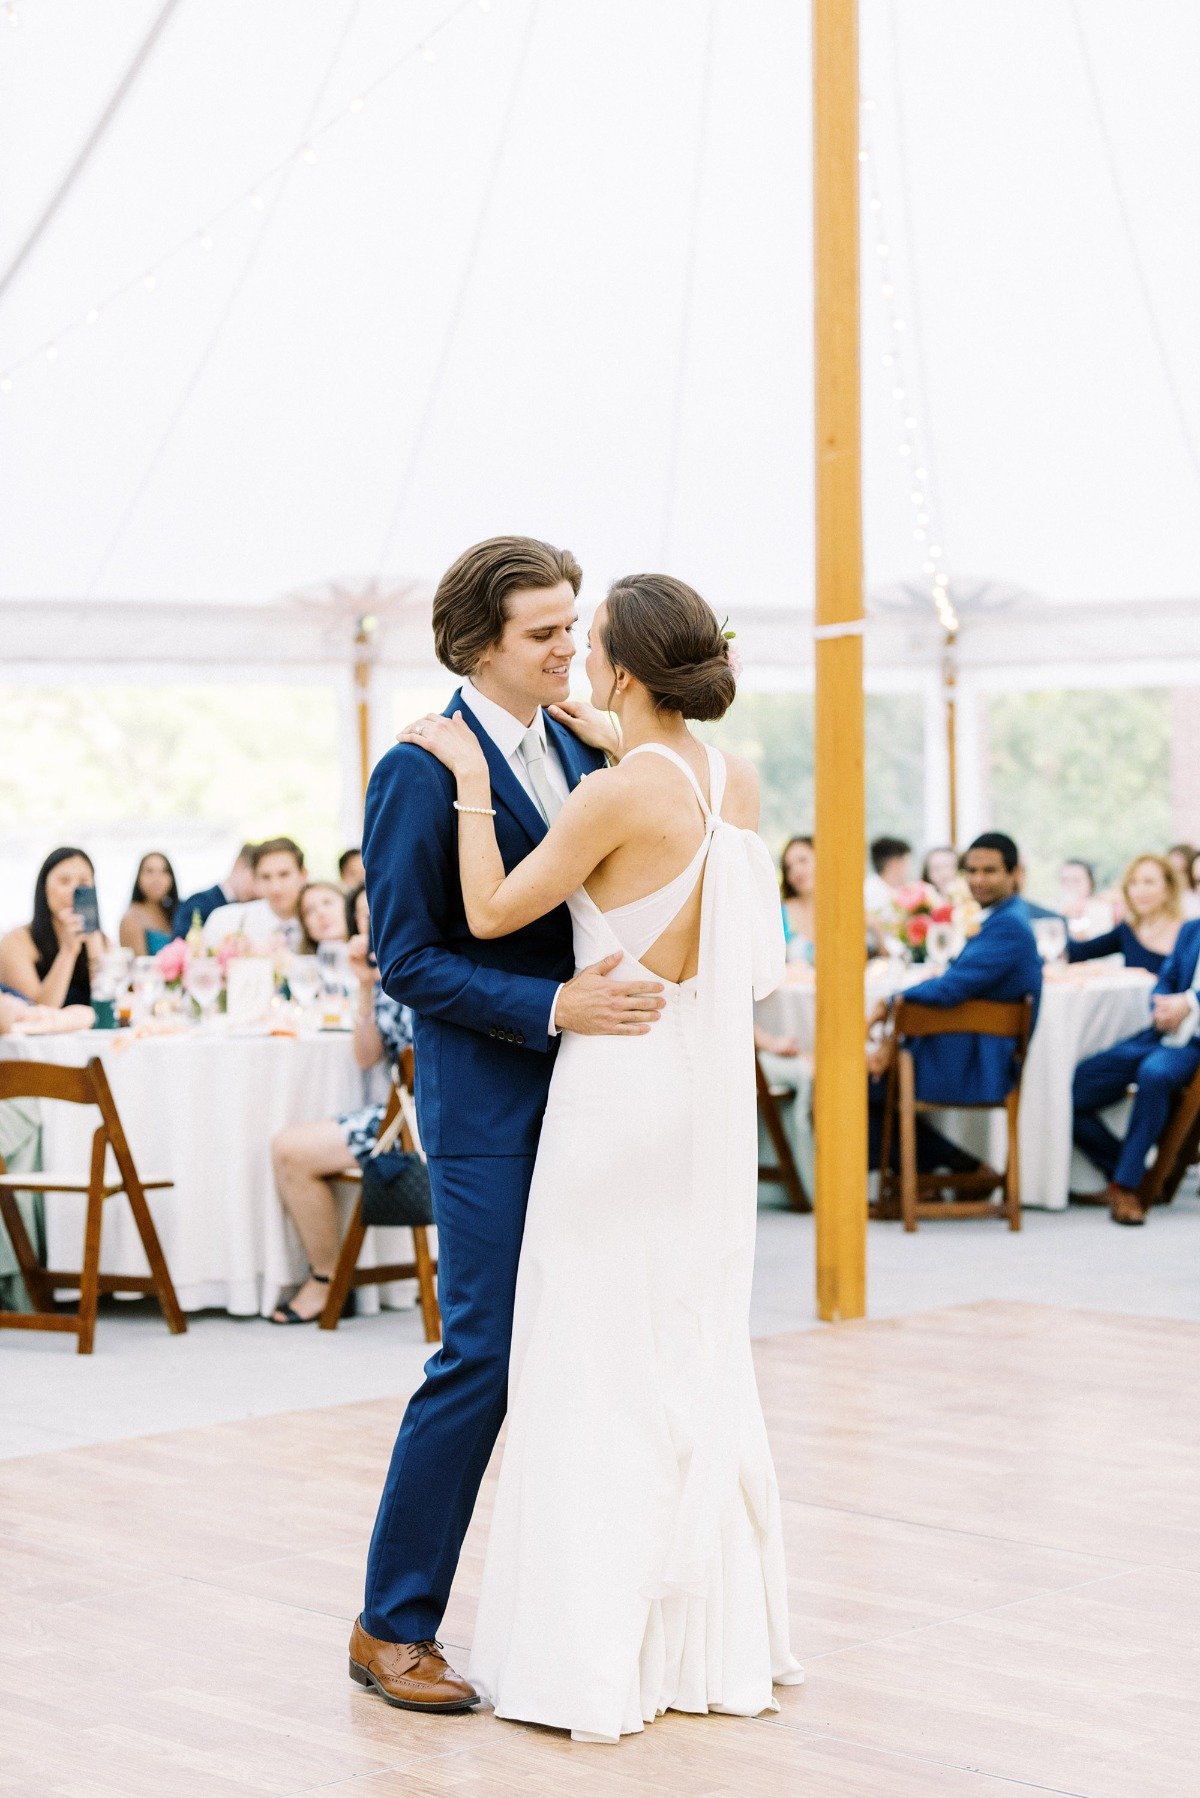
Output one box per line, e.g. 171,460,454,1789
554,952,665,1036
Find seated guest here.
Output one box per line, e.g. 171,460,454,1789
119,852,179,956
339,847,365,892
298,880,351,949
1067,855,1182,975
1058,858,1113,939
1072,914,1200,1225
864,835,912,916
173,844,257,937
203,837,307,951
754,1022,815,1194
866,832,1042,1174
1165,843,1198,916
269,884,413,1323
921,845,959,898
779,835,815,963
0,847,109,1009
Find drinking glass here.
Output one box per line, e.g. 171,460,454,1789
1033,917,1067,964
316,941,351,1026
185,957,224,1026
925,921,956,968
131,956,163,1021
287,954,322,1015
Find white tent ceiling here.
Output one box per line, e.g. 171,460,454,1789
2,0,1198,624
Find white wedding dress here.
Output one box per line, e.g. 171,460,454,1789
469,742,803,1741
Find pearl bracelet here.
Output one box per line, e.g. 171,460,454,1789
453,800,497,816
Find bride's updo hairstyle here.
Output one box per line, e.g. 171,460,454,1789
601,573,736,722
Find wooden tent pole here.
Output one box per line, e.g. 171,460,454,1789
943,631,959,845
812,0,867,1322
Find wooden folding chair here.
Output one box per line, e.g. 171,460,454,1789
0,1057,185,1354
1139,1061,1200,1209
320,1047,440,1340
755,1052,810,1212
877,997,1034,1232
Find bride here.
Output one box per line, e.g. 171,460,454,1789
398,571,801,1742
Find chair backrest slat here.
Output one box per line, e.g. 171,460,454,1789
894,998,1033,1048
0,1056,102,1105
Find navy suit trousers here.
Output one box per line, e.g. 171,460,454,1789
361,1152,535,1642
1072,1028,1200,1190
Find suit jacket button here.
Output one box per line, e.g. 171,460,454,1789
489,1027,497,1037
517,1033,525,1044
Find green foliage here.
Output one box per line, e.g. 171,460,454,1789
700,690,925,860
0,685,342,873
985,689,1171,900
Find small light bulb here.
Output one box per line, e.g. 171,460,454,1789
45,343,58,361
86,307,101,325
898,443,912,458
869,198,882,213
421,42,437,62
349,95,365,113
477,0,492,10
913,467,927,481
876,243,889,257
199,231,214,251
910,490,924,504
916,512,929,526
929,546,943,559
892,318,906,332
922,560,936,574
913,528,926,542
881,353,894,367
881,282,895,298
302,144,317,165
904,415,918,430
1,375,12,392
5,4,18,27
250,191,264,211
862,96,877,113
143,273,157,290
891,385,905,401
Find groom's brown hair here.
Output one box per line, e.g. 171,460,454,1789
432,536,583,676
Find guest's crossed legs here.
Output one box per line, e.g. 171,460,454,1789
1073,1029,1200,1190
361,1153,535,1644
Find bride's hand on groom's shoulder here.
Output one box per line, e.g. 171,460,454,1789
397,713,488,782
546,700,621,758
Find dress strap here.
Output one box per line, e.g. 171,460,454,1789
620,742,715,817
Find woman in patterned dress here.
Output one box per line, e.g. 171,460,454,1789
269,883,412,1324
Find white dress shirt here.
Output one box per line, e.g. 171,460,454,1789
202,898,303,952
460,680,571,1036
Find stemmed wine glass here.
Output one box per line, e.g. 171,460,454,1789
131,955,163,1022
1033,917,1068,965
287,954,322,1024
925,921,957,969
185,957,224,1027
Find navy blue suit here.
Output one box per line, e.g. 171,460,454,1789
900,895,1043,1105
171,883,229,938
359,691,604,1642
1072,918,1200,1190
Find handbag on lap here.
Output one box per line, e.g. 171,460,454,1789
360,1148,434,1227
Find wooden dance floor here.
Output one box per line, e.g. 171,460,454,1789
3,1301,1199,1796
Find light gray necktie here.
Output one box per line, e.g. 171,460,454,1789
517,727,562,826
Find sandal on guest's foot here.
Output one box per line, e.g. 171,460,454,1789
270,1270,330,1325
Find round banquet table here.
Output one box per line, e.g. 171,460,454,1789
755,962,1155,1210
0,1027,429,1316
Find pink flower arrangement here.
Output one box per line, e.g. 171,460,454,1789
888,881,941,961
154,937,189,985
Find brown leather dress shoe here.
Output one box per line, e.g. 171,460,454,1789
348,1619,479,1712
1106,1183,1146,1226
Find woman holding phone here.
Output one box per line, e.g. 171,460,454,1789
0,846,109,1009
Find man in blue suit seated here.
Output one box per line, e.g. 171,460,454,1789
867,832,1043,1175
349,536,668,1714
171,844,257,936
1072,917,1200,1225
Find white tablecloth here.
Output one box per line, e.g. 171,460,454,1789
755,965,1154,1209
0,1029,429,1316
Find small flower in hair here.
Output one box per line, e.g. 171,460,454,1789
725,638,744,680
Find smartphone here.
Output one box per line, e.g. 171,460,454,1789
73,884,101,934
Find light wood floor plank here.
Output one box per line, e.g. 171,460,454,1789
2,1301,1196,1795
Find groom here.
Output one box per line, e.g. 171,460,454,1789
350,536,666,1710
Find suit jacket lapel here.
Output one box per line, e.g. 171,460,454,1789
448,692,548,847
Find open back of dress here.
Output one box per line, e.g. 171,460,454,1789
469,739,800,1741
